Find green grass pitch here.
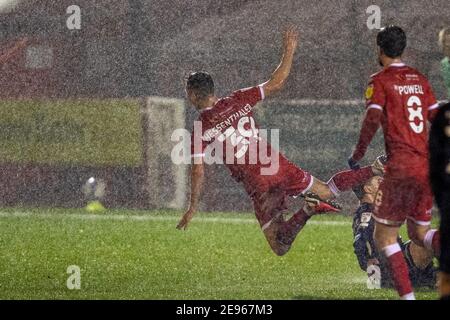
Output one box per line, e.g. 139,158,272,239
0,208,439,300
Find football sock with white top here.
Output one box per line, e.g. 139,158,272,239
424,229,440,257
382,243,415,300
327,166,373,196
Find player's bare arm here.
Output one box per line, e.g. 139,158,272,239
0,37,28,65
261,26,299,97
177,162,204,230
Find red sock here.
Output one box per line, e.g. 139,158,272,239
327,166,373,195
382,243,415,299
279,207,311,243
424,229,440,256
290,207,311,226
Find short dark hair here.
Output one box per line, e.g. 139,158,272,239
377,25,407,58
186,71,214,97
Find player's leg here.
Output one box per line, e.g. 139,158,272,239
307,156,386,201
406,220,440,257
405,240,434,270
372,176,416,300
262,199,339,256
257,188,311,256
255,186,339,256
374,222,415,300
403,240,436,288
254,160,337,256
255,188,311,256
255,156,356,256
405,185,440,257
306,167,374,200
405,223,440,289
252,188,298,256
262,207,311,256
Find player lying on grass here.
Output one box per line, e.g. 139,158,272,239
348,26,441,299
177,26,385,256
352,176,436,289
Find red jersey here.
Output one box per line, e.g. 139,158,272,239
191,85,276,181
190,85,312,227
365,63,439,173
190,86,312,197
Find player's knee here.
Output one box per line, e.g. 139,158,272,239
407,228,427,247
267,239,290,256
310,179,334,200
407,229,421,245
271,245,289,256
373,233,384,251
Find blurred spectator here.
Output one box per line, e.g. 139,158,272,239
429,102,450,300
439,28,450,98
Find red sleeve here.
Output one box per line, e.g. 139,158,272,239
365,77,386,111
352,108,382,162
231,85,265,107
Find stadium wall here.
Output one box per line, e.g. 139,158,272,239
1,0,448,100
0,98,147,209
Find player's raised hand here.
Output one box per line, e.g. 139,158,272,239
176,208,195,230
283,25,299,54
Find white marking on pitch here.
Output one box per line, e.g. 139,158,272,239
0,211,351,226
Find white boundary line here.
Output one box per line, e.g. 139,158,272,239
266,99,364,107
0,211,351,226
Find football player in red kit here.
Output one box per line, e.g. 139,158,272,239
177,27,385,256
349,26,441,300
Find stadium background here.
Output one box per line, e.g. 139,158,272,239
0,0,448,213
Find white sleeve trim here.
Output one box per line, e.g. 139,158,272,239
428,103,439,111
191,153,205,158
258,84,265,100
367,104,383,111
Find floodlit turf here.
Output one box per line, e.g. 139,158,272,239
0,207,439,300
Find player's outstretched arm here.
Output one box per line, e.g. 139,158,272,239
0,37,28,65
176,162,204,230
261,26,298,98
349,108,382,165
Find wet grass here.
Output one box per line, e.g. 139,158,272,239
0,207,438,300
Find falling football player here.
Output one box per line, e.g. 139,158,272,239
349,26,441,300
177,26,385,256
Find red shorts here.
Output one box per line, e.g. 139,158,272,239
242,156,313,229
373,169,433,227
